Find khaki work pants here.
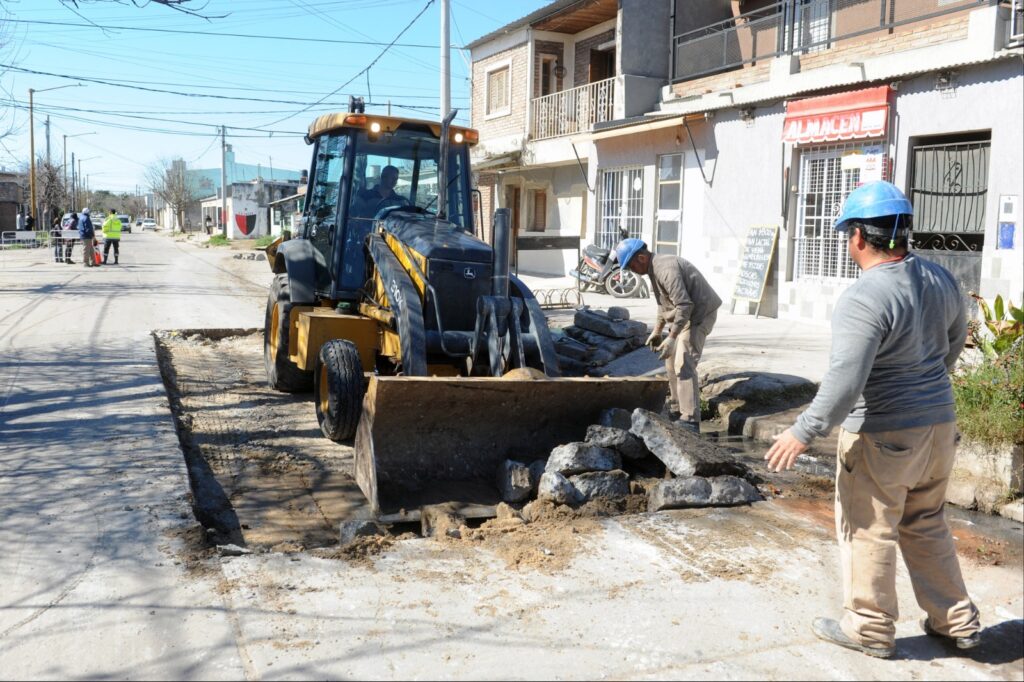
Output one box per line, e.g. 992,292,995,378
82,238,95,266
835,422,980,648
665,310,717,424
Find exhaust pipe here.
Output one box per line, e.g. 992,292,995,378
492,208,510,298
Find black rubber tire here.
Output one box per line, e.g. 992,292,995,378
604,267,642,298
264,273,313,392
315,340,364,442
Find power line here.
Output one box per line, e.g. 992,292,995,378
259,0,436,127
2,18,466,49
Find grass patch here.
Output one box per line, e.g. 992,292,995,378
207,234,230,247
953,350,1024,446
253,235,275,249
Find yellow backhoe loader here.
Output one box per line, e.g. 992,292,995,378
265,98,666,520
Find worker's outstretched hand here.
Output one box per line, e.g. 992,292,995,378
764,428,808,472
656,336,677,360
644,329,662,350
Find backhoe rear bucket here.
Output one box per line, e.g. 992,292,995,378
354,375,668,520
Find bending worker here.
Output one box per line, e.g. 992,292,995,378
101,211,122,265
614,238,721,432
764,181,981,659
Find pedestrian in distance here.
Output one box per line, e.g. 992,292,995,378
16,211,25,231
614,238,722,433
764,181,981,659
25,214,35,230
61,212,78,264
101,210,122,265
78,207,96,267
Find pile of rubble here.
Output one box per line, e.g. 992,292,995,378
554,307,649,376
496,407,763,513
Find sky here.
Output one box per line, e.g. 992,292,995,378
0,0,548,198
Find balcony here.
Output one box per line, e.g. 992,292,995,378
671,0,996,83
530,78,616,141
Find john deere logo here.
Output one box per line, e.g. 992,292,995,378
463,267,476,280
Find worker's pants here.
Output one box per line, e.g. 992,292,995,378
664,310,716,424
103,238,120,261
835,422,980,648
82,238,95,266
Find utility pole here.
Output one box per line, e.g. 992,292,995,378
29,89,36,221
71,151,76,209
45,116,51,167
440,0,450,118
220,125,228,237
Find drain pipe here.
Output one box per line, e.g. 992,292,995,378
492,207,511,298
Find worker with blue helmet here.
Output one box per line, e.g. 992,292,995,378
613,236,721,432
766,181,981,658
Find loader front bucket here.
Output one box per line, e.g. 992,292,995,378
354,375,668,520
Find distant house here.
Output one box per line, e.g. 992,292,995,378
200,177,305,239
0,171,27,231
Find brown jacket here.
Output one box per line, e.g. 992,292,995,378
649,254,722,335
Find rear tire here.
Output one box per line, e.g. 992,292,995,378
315,340,364,442
264,273,313,392
604,267,642,298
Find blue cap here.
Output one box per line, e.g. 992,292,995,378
834,181,913,231
613,238,646,269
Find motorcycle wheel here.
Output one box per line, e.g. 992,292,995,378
604,267,642,298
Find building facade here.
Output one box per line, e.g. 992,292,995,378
468,0,1024,322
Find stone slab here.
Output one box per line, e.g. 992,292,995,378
648,477,713,511
546,442,622,476
496,460,533,503
585,424,649,460
538,472,583,506
630,409,748,478
574,308,647,339
570,470,630,501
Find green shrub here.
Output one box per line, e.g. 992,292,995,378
207,234,229,247
953,349,1024,446
254,235,275,249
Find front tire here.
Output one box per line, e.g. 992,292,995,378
264,273,313,392
605,267,642,298
315,340,364,442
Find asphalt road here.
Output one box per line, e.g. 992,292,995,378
1,233,1021,680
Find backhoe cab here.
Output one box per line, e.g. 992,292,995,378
264,98,665,519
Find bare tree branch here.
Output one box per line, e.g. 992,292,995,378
57,0,226,20
146,158,196,233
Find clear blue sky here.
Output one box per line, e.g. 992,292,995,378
0,0,548,197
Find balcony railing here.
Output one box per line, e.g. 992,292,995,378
1011,0,1023,44
530,77,615,141
672,0,996,83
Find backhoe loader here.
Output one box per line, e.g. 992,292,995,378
264,98,666,520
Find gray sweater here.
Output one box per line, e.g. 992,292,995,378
792,253,966,443
649,254,723,336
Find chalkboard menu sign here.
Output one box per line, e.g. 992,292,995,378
733,226,779,303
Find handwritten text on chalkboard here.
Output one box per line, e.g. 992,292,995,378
733,226,779,302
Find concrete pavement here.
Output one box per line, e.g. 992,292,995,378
1,238,1021,680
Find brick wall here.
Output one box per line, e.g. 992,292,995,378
471,42,530,141
798,12,970,71
574,29,616,87
475,171,498,244
671,62,772,99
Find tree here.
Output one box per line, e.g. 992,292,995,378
146,158,194,234
33,159,67,226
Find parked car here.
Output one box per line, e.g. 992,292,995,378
117,214,132,233
141,218,158,231
135,218,143,228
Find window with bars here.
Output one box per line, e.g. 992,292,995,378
597,167,644,249
909,136,990,252
793,142,881,281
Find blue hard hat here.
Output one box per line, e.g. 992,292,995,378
834,181,913,231
613,238,646,269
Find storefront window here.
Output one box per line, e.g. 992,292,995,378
793,142,883,280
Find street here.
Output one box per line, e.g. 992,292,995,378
1,233,1021,680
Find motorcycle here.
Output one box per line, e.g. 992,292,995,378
569,230,648,299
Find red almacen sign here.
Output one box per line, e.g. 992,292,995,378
782,86,891,144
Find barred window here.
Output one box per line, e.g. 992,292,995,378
597,167,644,249
486,64,510,117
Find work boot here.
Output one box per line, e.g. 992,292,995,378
812,618,895,659
103,257,108,264
114,256,118,264
921,618,981,650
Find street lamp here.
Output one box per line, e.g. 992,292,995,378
75,155,99,210
63,132,95,209
29,83,83,221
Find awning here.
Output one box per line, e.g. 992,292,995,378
574,113,705,143
782,85,890,144
473,152,521,171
